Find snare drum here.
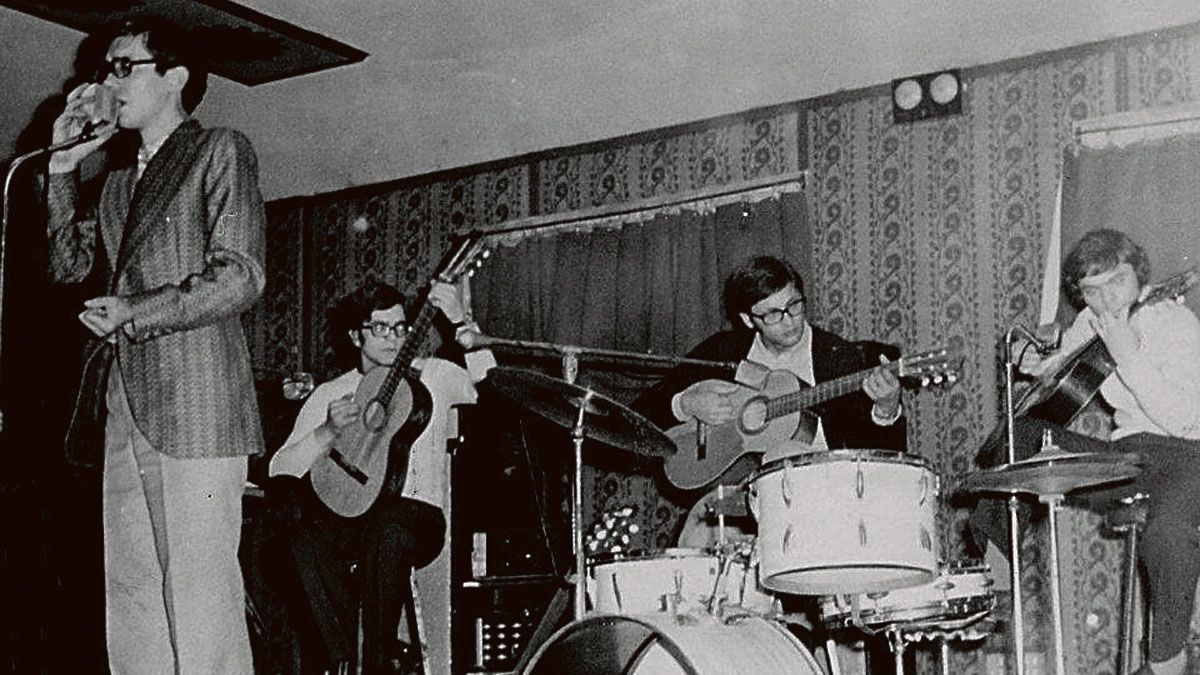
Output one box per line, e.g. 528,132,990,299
589,549,776,615
523,613,823,675
750,449,939,594
819,562,995,627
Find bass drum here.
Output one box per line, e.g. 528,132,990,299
522,613,821,675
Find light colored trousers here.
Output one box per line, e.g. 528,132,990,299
103,369,252,674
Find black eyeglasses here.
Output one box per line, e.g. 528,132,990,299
96,57,160,81
361,321,409,339
750,298,805,325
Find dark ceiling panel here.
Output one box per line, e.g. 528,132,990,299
2,0,368,85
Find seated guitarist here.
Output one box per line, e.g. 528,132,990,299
632,255,906,546
968,229,1200,675
269,280,492,674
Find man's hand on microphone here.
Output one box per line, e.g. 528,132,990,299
49,84,118,174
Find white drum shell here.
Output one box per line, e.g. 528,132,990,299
819,564,996,627
522,613,823,675
752,449,939,595
589,550,775,615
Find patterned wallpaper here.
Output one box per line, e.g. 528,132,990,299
247,20,1200,675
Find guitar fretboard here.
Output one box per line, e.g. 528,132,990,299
765,364,898,420
376,300,438,406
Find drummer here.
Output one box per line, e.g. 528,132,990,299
968,229,1200,675
632,255,907,545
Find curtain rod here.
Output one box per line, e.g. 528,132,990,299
1075,106,1200,138
480,170,807,240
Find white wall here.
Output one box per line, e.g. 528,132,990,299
6,1,1200,200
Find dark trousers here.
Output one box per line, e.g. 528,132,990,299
969,416,1200,660
289,496,445,673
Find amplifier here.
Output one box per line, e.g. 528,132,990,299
473,608,538,671
470,528,554,578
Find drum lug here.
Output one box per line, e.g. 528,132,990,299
855,464,865,500
858,519,868,548
781,469,793,508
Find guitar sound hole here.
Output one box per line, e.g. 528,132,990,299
741,397,769,434
362,399,388,432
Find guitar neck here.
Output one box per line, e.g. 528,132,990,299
376,301,438,405
767,364,894,419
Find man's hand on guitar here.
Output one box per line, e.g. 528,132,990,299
863,355,901,418
1090,307,1140,366
428,281,466,323
679,379,742,425
319,394,359,442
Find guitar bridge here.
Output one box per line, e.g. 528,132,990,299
329,449,370,485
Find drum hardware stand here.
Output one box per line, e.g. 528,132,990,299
554,348,590,621
878,611,994,675
1002,326,1030,675
1037,488,1068,675
1107,493,1150,675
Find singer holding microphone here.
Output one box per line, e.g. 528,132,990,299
968,229,1200,675
45,17,266,674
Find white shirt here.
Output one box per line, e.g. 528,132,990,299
269,351,495,508
1030,300,1200,440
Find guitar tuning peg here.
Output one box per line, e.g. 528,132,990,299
920,376,930,387
932,374,944,385
947,372,958,383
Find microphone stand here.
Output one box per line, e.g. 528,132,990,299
1002,326,1030,675
0,132,99,425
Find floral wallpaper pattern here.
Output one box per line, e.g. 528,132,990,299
247,21,1200,674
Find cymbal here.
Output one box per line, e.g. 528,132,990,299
958,449,1143,497
486,367,674,457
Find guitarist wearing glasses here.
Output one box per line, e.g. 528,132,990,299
968,229,1200,675
632,255,907,545
269,280,493,674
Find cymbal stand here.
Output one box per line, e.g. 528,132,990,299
1002,327,1028,675
560,349,590,620
1038,491,1068,675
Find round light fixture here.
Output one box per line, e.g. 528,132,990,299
929,72,960,105
893,79,923,111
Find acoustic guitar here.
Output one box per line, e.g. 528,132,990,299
662,346,962,490
1015,268,1199,427
310,234,489,517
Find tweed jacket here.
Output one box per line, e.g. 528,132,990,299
631,325,907,451
47,119,266,461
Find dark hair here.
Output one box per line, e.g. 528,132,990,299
723,256,806,324
329,281,407,367
108,17,209,113
1062,229,1150,309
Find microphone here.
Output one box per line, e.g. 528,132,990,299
1010,323,1060,355
1030,323,1062,354
43,122,108,155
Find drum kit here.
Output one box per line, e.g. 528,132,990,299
480,333,1145,675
